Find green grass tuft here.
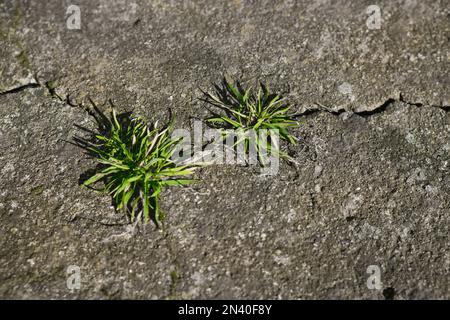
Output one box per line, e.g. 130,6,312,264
80,109,197,226
203,77,300,164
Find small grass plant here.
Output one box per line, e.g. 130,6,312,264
80,108,197,226
203,78,299,165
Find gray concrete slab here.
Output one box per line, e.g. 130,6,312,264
0,0,448,299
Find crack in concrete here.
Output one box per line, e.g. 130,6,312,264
2,80,448,118
0,82,39,95
295,94,449,118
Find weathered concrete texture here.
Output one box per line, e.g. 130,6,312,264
0,2,37,92
0,0,449,299
2,0,449,113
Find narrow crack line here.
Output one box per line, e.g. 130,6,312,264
355,98,396,117
435,105,450,112
3,79,447,118
399,93,423,108
39,82,100,118
295,94,449,118
293,103,346,118
0,82,40,95
0,79,97,119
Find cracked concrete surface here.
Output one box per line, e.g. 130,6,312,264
0,0,449,299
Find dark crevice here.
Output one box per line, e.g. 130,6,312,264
294,99,395,118
294,104,346,117
41,82,100,119
355,98,396,117
296,93,448,119
293,108,322,117
435,105,450,112
399,93,423,108
398,94,450,112
3,80,447,120
0,82,40,95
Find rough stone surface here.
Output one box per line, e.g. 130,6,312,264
0,0,449,299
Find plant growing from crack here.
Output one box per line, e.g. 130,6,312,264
79,108,198,227
203,77,299,165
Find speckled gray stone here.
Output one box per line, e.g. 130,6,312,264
0,0,448,299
